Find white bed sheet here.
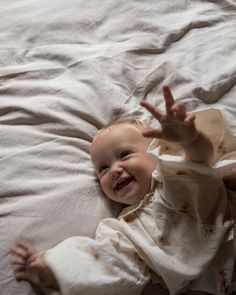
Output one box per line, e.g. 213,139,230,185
0,1,235,294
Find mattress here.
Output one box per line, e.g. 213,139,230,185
0,1,236,294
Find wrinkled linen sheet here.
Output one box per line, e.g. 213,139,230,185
0,1,235,294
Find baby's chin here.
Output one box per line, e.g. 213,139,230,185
123,193,147,206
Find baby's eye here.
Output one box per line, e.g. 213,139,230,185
120,150,132,158
99,165,109,174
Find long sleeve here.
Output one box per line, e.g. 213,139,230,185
44,218,150,295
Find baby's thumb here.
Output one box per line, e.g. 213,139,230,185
142,128,163,138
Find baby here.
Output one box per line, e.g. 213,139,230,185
10,86,236,295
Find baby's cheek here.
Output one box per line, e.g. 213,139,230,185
99,179,106,193
100,178,112,196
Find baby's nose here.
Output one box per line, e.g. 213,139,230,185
110,165,123,180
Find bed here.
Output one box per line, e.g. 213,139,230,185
0,1,236,294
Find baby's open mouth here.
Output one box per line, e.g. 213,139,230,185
115,176,135,191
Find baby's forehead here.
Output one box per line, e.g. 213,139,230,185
105,122,142,132
92,123,140,144
91,122,151,155
96,120,146,136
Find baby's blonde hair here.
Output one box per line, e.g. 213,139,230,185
94,119,149,139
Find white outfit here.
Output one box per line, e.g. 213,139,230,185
45,109,236,295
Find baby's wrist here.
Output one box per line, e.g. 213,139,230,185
180,130,200,146
180,130,213,164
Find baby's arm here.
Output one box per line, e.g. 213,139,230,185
10,241,59,290
140,86,213,165
10,229,151,295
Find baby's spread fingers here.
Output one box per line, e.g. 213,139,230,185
15,241,33,251
142,128,163,138
163,85,175,115
10,245,28,259
184,113,195,125
17,241,37,257
140,101,163,121
171,102,186,121
15,270,28,282
11,256,26,266
15,267,39,284
28,254,38,265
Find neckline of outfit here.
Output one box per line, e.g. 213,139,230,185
118,180,156,219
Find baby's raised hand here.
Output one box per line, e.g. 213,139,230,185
10,241,59,290
140,86,197,145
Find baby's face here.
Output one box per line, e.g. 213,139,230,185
90,123,156,205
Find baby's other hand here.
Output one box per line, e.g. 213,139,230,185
140,86,197,144
10,241,59,290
